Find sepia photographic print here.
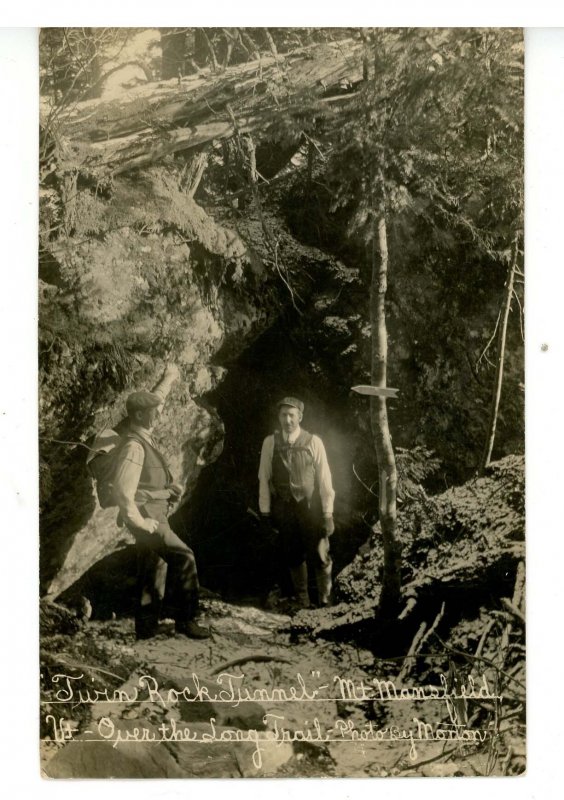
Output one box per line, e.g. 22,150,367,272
37,26,525,779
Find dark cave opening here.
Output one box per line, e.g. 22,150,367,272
170,314,372,603
60,313,375,618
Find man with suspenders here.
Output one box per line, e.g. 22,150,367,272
258,397,335,609
111,367,210,640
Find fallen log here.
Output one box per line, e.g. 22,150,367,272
397,602,445,682
397,621,427,683
46,40,363,177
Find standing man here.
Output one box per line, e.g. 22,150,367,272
111,364,210,640
258,396,335,609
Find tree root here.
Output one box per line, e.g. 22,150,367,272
210,653,293,675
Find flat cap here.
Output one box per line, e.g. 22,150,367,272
126,390,163,415
277,396,305,414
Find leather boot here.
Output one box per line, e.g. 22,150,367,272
135,610,159,640
176,619,211,639
289,562,310,608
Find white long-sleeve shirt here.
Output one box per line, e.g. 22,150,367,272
258,427,335,515
112,425,170,531
88,382,173,532
112,427,149,531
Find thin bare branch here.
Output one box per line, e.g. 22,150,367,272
477,309,502,368
352,462,379,497
512,288,524,343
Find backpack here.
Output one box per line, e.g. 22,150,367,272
86,428,127,509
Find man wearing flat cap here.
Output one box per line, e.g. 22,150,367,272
111,364,209,640
258,396,335,609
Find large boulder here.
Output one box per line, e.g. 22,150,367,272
39,172,265,598
44,720,185,779
39,167,344,601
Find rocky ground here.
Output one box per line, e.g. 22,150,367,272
40,455,525,779
40,602,523,778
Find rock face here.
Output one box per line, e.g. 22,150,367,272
44,722,186,779
44,716,290,779
40,168,267,597
39,165,345,600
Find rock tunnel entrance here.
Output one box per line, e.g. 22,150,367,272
60,312,374,619
169,313,371,604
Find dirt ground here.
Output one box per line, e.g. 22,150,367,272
40,597,521,779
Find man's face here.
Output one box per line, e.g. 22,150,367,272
135,405,160,431
278,405,302,435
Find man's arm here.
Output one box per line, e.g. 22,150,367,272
151,363,183,502
258,435,274,514
311,435,335,517
112,441,159,532
151,363,181,411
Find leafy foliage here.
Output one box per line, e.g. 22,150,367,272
278,28,523,479
396,446,441,501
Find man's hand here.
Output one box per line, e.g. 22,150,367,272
317,536,330,563
163,363,181,383
143,489,170,501
143,518,160,534
322,514,335,536
152,363,181,405
167,482,183,501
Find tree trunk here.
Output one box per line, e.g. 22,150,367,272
220,28,237,71
370,216,401,615
160,28,187,80
199,28,219,72
361,28,371,81
263,29,278,59
194,29,209,67
480,238,519,472
84,28,103,100
240,30,260,61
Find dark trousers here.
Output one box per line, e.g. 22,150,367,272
131,501,199,638
271,496,332,605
